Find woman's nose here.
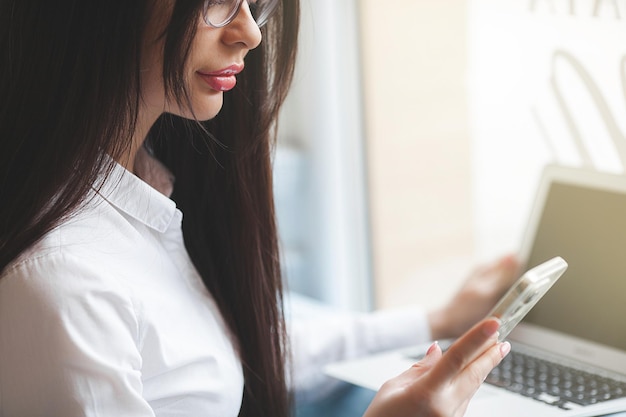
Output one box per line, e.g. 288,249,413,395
223,1,262,50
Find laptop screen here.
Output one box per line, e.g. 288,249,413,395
523,180,626,352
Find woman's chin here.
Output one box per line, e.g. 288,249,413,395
194,98,224,121
168,95,224,122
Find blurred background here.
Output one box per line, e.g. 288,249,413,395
273,0,626,313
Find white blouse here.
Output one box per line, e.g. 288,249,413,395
0,161,431,416
0,163,243,416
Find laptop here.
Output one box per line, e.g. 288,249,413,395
325,164,626,417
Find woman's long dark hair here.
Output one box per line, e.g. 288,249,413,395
0,1,299,416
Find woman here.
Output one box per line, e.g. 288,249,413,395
0,1,511,416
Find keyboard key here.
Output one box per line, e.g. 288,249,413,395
485,350,626,409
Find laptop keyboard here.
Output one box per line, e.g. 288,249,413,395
486,349,626,410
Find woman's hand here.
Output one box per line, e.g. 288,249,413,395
428,255,520,340
363,318,510,417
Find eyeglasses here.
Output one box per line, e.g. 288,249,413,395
203,0,279,28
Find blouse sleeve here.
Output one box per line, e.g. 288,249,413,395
0,251,155,417
285,292,431,403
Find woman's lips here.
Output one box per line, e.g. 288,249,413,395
197,64,243,92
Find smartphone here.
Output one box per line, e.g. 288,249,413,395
488,256,568,342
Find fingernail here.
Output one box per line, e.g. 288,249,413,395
426,341,439,356
500,341,511,357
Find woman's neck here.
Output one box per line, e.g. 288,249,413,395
132,146,175,197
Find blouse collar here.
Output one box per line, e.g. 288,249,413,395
94,159,178,234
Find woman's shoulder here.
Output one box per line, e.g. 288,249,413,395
0,224,135,306
0,219,148,417
5,196,129,267
0,194,145,300
0,168,181,329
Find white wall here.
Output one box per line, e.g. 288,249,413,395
469,0,626,260
359,1,475,310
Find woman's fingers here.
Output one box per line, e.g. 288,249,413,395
416,341,443,368
402,341,443,379
426,318,504,386
449,339,511,401
364,320,511,417
388,342,443,389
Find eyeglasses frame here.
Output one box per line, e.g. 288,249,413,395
202,0,278,29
